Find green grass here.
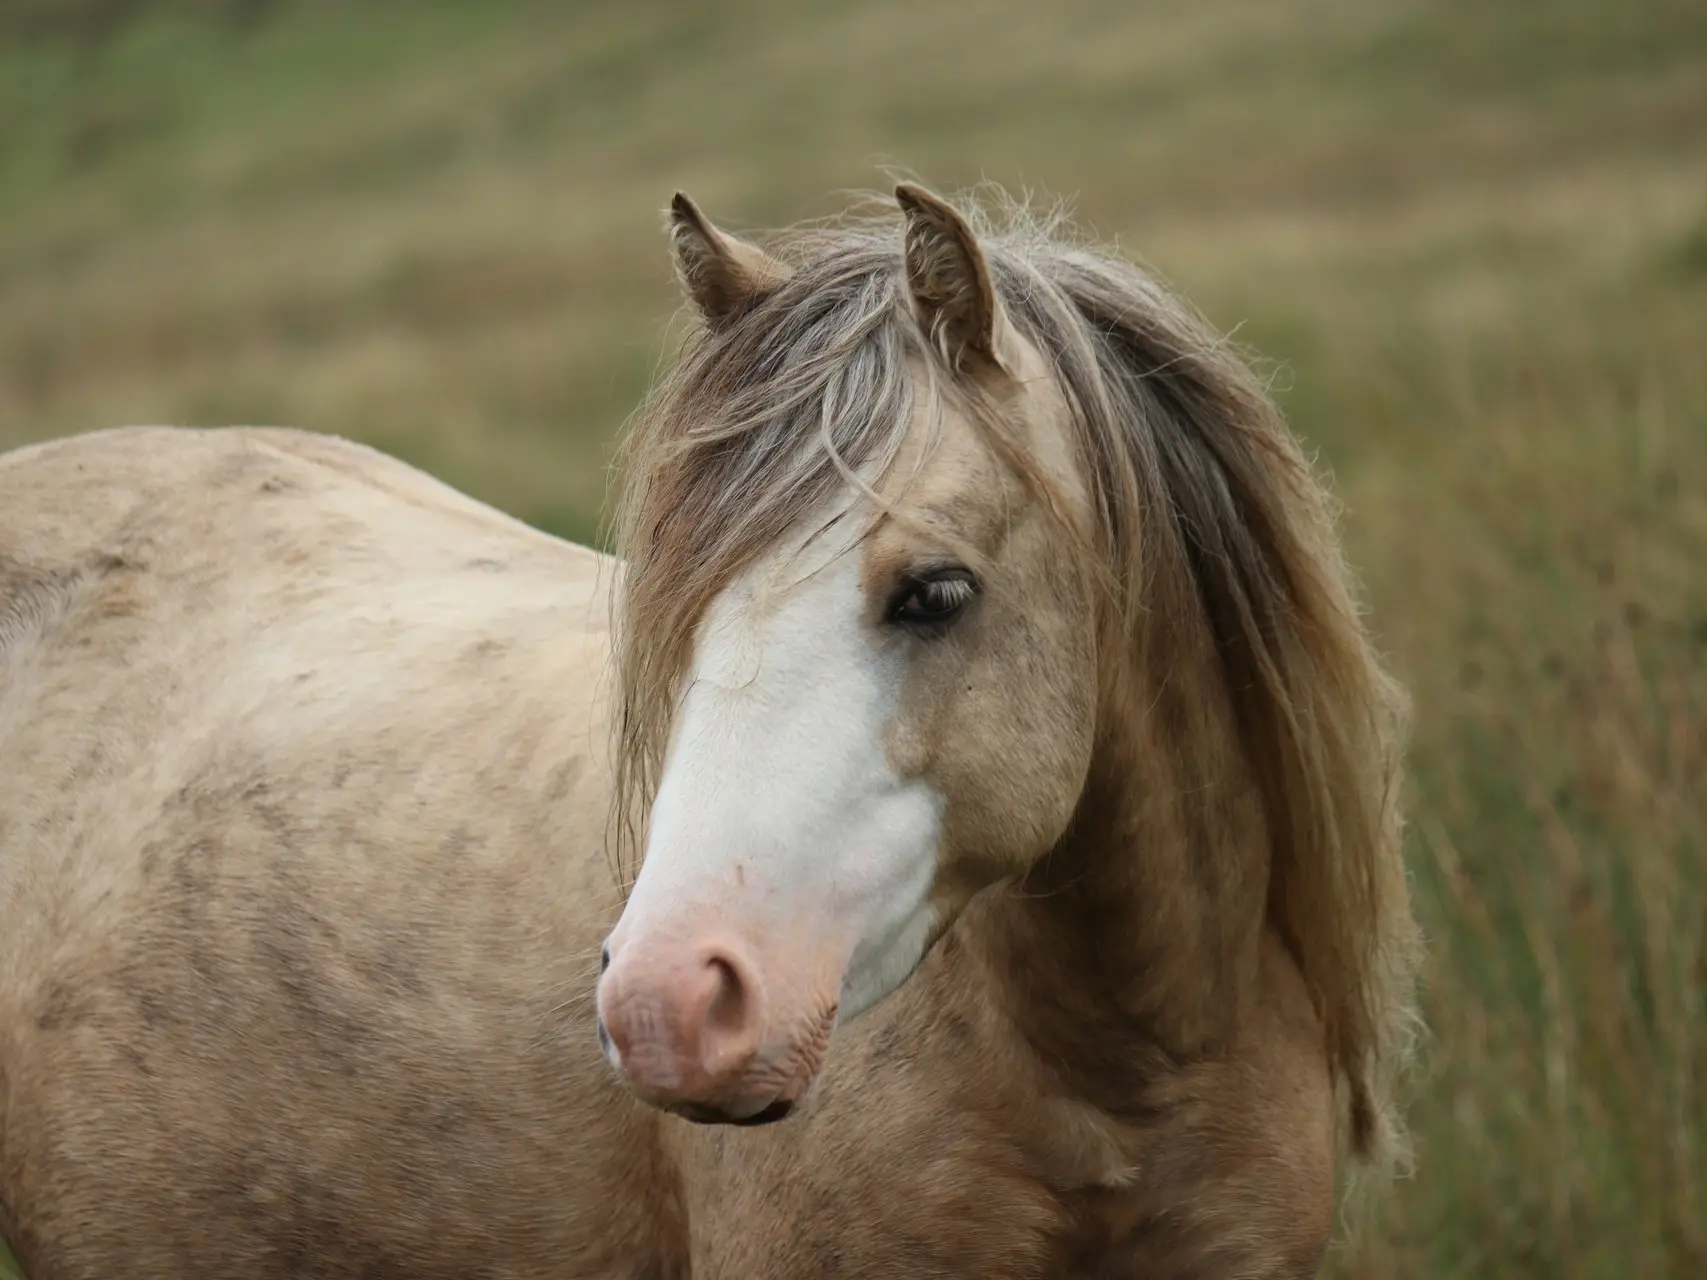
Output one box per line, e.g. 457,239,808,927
2,1,1706,1275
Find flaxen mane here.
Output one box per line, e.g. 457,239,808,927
611,190,1419,1166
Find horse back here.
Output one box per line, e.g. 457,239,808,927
0,424,615,911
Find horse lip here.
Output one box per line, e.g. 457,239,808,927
733,1098,795,1126
664,1098,796,1127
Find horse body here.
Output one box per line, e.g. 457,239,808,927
0,426,679,1276
0,183,1416,1279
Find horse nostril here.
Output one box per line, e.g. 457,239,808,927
600,942,611,974
597,1018,612,1057
700,950,754,1043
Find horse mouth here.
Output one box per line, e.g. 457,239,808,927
663,1098,796,1127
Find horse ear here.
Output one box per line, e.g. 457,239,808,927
895,182,1006,372
667,193,792,328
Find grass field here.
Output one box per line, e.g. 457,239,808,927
3,0,1705,1275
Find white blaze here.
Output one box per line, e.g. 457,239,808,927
618,502,943,1022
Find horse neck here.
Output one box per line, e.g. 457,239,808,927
975,627,1273,1092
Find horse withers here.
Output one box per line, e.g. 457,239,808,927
0,183,1418,1277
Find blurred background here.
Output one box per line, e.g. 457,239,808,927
1,0,1703,1275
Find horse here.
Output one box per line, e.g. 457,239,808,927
0,182,1419,1278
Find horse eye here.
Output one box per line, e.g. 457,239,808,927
889,570,978,629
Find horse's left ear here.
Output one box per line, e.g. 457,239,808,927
895,183,1009,374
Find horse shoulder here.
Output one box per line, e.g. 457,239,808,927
1072,931,1339,1278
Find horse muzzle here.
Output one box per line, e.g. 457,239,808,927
595,929,837,1125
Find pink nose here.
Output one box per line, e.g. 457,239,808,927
597,941,781,1119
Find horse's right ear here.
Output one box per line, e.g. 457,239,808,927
666,193,792,329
